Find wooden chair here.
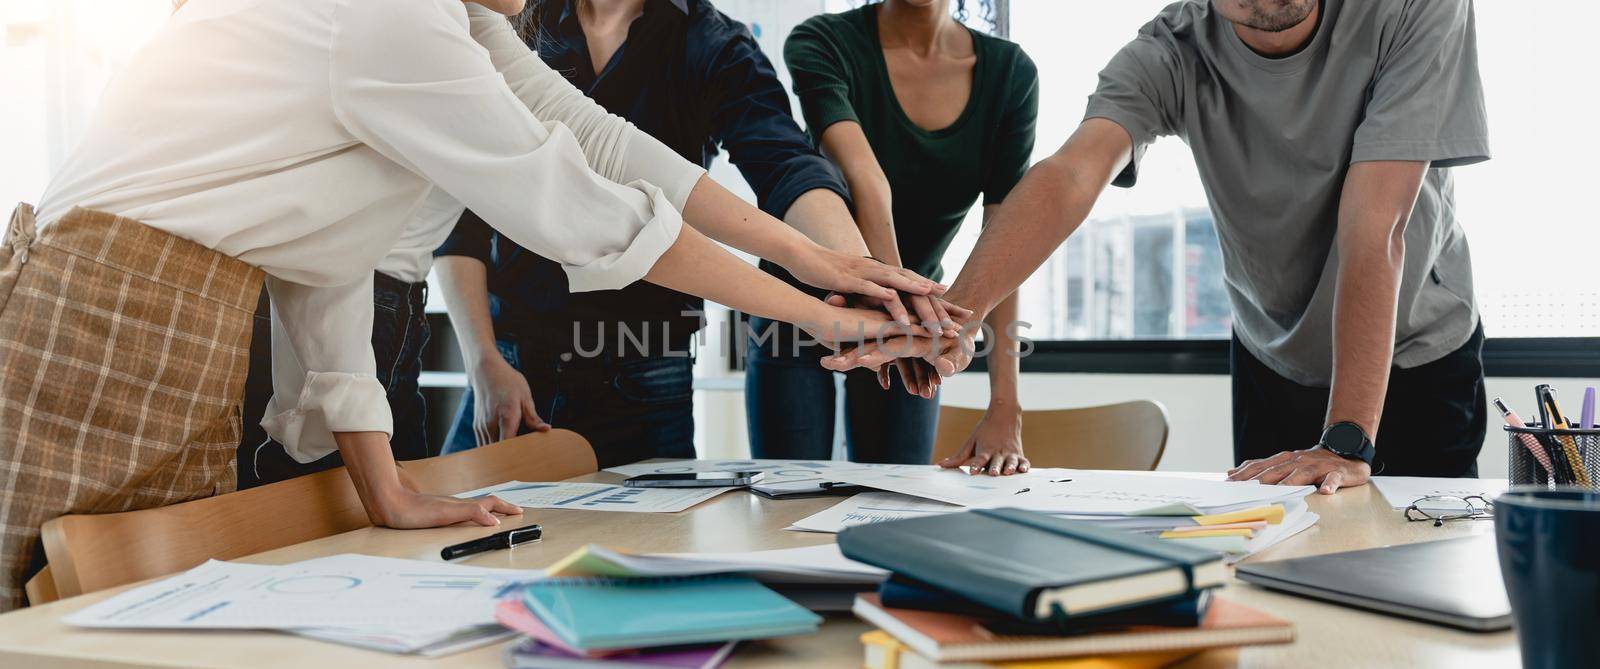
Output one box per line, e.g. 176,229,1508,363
402,428,596,495
35,429,595,600
932,400,1169,471
23,566,58,606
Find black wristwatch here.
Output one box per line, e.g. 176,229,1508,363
1319,421,1376,466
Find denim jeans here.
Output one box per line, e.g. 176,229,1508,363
442,340,695,469
743,317,938,464
237,273,431,488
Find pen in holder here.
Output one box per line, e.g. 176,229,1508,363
1506,423,1600,492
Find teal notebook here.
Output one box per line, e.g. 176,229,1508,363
519,576,821,651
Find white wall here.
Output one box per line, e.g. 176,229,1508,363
700,372,1600,477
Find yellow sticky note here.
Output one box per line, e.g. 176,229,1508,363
1160,528,1254,539
544,545,637,578
1194,504,1284,526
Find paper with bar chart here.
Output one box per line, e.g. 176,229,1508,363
454,480,733,513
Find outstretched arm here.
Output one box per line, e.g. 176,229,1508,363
822,118,1132,373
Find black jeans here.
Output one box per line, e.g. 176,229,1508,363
743,317,938,464
1231,323,1486,477
236,273,432,488
442,338,695,469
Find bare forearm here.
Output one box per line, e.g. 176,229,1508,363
984,290,1021,407
782,188,870,256
1327,160,1428,440
334,431,404,525
819,121,901,266
851,179,901,266
644,224,824,325
435,256,500,370
945,119,1130,318
680,174,810,268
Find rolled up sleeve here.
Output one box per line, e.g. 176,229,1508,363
465,4,706,213
260,276,391,463
331,0,682,293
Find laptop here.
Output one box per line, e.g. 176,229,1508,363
1235,534,1511,631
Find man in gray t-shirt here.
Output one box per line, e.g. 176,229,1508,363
824,0,1489,491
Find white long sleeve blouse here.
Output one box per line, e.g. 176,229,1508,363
35,0,706,462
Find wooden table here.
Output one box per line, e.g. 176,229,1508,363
0,471,1519,668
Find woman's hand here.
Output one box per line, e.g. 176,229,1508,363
822,327,978,377
782,246,945,314
881,358,941,399
940,404,1029,476
372,488,524,529
471,358,549,446
798,302,913,349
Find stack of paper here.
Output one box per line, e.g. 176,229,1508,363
787,468,1319,562
547,543,886,585
605,458,901,498
63,554,535,656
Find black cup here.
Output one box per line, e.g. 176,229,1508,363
1495,487,1600,669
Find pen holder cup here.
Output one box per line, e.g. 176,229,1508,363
1506,425,1600,492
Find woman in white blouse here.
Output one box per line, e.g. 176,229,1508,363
0,0,940,610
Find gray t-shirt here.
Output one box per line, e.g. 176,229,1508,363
1085,0,1489,386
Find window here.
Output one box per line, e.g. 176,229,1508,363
936,0,1600,343
0,0,173,210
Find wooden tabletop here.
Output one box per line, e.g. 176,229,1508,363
0,470,1519,669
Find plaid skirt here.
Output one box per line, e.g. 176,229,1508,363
0,204,262,611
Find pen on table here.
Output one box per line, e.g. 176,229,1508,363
441,524,542,561
1539,387,1591,486
1495,397,1556,478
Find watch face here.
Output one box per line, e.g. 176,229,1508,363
1324,422,1367,455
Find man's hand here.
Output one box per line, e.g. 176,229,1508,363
881,358,941,398
470,358,549,446
940,405,1030,476
1226,446,1371,494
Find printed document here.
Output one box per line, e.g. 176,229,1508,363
455,480,732,513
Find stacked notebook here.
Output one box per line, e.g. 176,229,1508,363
839,509,1294,666
494,545,828,668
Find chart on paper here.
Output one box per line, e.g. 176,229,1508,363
455,480,733,513
788,492,960,533
605,458,920,495
66,554,531,630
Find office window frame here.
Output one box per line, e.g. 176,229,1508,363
970,0,1600,378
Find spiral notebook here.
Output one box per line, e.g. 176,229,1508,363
518,576,821,651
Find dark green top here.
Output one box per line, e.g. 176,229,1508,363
784,4,1039,282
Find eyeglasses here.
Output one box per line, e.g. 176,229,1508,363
1404,495,1494,527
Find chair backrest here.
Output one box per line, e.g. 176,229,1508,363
932,401,1169,471
402,429,597,495
37,429,595,599
24,566,58,606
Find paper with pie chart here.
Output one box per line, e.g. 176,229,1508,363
65,553,532,630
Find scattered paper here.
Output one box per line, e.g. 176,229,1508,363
456,480,732,513
648,544,886,584
605,458,902,497
820,466,1313,515
787,492,961,533
66,555,533,634
1371,476,1509,511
